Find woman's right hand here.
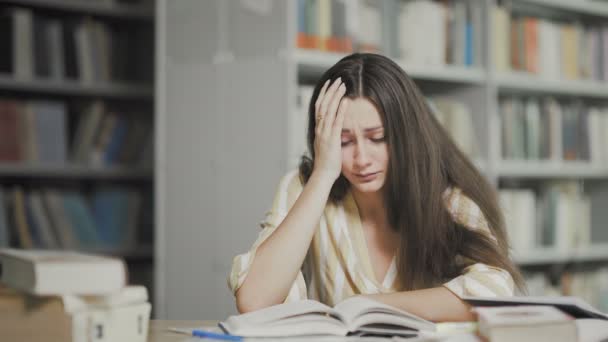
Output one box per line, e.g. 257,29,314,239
312,77,349,184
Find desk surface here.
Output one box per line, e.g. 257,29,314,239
149,320,217,342
147,319,608,342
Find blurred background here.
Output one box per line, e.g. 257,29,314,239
0,0,608,321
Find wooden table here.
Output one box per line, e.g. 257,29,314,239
147,319,608,341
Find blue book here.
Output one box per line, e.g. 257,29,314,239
92,189,129,245
103,116,129,165
31,101,67,164
465,23,473,66
63,192,99,247
298,0,307,34
24,193,42,248
0,189,9,247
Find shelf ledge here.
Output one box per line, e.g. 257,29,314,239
514,0,608,18
295,49,486,84
0,0,154,19
0,74,153,99
496,72,608,99
514,245,608,265
497,161,608,179
0,163,153,180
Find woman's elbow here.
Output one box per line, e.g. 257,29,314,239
235,287,273,314
235,291,256,313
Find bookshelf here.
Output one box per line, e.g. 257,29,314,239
157,0,608,318
0,74,153,98
0,0,156,310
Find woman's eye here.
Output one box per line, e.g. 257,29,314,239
341,140,352,146
370,137,385,143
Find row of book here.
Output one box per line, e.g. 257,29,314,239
500,97,608,163
0,6,153,83
525,268,608,312
0,248,150,341
296,0,381,53
0,186,151,250
399,0,482,67
494,4,608,81
500,181,591,254
427,97,478,159
0,99,153,167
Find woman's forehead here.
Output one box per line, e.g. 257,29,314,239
342,98,383,130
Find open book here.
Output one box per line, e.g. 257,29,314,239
463,296,608,320
219,297,435,338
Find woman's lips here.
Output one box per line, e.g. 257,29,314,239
355,171,379,181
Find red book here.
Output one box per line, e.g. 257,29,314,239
0,100,21,161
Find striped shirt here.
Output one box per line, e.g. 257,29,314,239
228,170,514,306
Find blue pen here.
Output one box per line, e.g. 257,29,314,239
191,329,243,341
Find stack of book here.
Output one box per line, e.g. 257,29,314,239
0,99,153,168
0,248,151,341
493,3,608,81
500,97,608,164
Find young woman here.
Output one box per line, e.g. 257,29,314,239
228,53,525,322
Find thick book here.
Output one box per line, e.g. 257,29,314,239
0,248,127,295
475,305,577,342
463,295,608,320
219,297,435,338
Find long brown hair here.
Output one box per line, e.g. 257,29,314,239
299,53,526,293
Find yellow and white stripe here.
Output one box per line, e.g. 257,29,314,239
228,171,514,305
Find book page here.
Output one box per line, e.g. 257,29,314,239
333,296,434,332
220,299,346,336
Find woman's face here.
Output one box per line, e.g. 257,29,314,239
340,98,389,194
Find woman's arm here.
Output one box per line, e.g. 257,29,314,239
236,78,348,313
235,173,333,313
363,287,475,322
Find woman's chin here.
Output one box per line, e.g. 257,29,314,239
352,179,384,193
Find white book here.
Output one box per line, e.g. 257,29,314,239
12,8,34,80
525,98,541,159
604,109,608,166
493,4,510,72
219,297,434,337
358,1,381,51
546,98,563,162
28,191,60,249
46,19,65,80
72,302,151,342
75,20,94,84
0,248,127,295
475,305,576,342
539,20,561,80
512,190,536,254
399,1,444,66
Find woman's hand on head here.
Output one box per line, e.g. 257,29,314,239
313,77,349,184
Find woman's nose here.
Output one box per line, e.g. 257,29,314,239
354,143,372,167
